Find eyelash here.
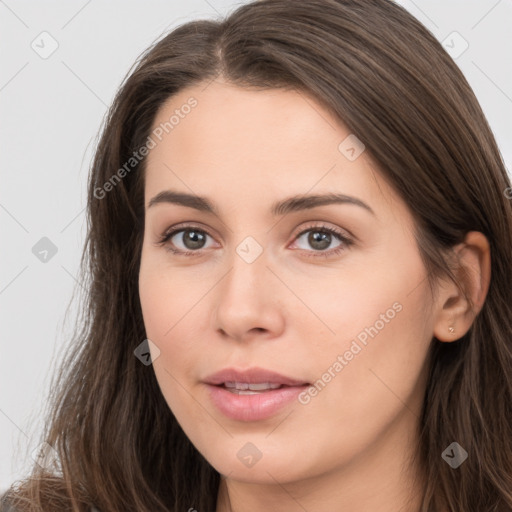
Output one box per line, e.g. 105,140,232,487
156,222,354,259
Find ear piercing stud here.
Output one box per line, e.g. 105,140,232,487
448,326,455,334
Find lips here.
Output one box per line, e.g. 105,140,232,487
203,367,311,421
203,367,310,387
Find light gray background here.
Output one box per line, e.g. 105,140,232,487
1,0,511,492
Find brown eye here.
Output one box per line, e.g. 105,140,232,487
305,231,332,251
173,229,208,250
290,224,354,258
157,225,215,255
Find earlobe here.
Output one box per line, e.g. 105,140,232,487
433,231,491,342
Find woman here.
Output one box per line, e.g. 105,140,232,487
2,0,511,510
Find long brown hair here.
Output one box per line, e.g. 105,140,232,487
3,0,512,510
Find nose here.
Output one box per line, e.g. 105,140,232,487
214,245,285,343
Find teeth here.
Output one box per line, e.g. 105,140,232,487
224,382,283,391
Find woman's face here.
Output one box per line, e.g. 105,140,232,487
139,79,436,486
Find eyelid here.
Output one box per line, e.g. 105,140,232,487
291,220,354,241
158,220,353,241
159,221,215,239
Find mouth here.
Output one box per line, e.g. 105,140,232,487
203,367,311,421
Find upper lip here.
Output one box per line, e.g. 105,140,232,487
203,367,310,387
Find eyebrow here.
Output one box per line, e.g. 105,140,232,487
147,190,375,217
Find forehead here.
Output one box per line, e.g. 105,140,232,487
144,79,411,229
148,79,343,163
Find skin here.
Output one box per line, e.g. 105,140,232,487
138,78,491,512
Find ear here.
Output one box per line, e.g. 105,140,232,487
433,231,491,342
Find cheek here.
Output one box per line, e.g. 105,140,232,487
299,245,433,431
283,282,431,475
138,255,212,413
138,248,210,341
296,243,429,354
139,263,170,343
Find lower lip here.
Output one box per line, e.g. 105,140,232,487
205,384,309,422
